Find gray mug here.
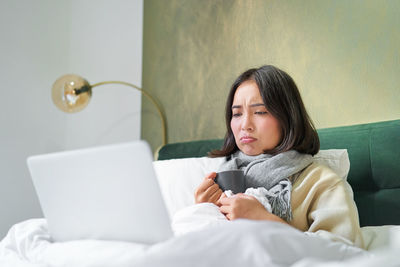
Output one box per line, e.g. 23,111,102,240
215,170,245,194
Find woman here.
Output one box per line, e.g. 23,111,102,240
194,65,364,248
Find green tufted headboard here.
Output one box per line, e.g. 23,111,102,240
157,119,400,227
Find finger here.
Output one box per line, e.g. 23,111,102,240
218,192,227,201
210,187,222,199
219,196,233,205
204,183,220,198
226,213,234,220
236,193,254,200
204,172,217,180
196,179,216,193
219,204,231,215
216,192,227,206
209,189,223,204
234,193,248,199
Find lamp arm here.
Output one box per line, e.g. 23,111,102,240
91,81,167,146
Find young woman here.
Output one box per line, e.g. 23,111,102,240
194,65,364,248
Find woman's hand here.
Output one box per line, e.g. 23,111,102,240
219,194,288,224
194,172,223,205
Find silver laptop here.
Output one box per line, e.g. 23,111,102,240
27,140,173,244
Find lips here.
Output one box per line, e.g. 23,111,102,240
240,136,257,144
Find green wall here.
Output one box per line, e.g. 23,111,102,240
142,0,400,152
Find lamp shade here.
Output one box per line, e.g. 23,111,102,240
51,74,92,113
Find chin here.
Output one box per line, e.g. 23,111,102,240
241,148,263,156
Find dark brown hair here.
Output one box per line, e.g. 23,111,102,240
210,65,319,157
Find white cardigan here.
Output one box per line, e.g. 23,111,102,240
290,163,365,248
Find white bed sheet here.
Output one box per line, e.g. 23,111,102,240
0,218,361,267
1,204,399,267
1,153,399,266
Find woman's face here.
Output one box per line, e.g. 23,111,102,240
230,80,282,156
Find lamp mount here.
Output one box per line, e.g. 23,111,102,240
51,74,167,147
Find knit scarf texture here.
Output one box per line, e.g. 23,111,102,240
218,150,313,221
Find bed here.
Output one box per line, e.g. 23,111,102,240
1,119,399,266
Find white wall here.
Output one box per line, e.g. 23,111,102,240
0,0,143,239
64,0,143,149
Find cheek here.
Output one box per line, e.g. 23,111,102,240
259,118,281,138
268,120,282,140
230,120,240,138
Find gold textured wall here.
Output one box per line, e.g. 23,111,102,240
142,0,400,151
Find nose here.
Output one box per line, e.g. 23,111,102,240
241,113,254,131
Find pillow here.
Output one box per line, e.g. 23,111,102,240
153,157,225,218
153,149,349,217
313,149,350,181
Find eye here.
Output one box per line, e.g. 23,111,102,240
232,113,242,117
255,111,267,115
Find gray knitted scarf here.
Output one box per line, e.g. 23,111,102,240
218,150,313,221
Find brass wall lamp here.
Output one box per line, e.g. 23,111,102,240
51,74,167,146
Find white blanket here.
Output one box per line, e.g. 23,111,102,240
2,203,399,267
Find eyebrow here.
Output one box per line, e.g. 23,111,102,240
231,103,265,109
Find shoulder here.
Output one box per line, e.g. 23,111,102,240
292,162,344,192
291,162,357,216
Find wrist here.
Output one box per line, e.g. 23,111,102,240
257,210,288,224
